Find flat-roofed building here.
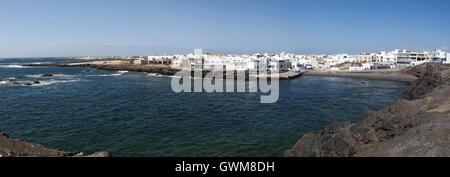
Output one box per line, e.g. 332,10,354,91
431,49,447,62
444,53,450,64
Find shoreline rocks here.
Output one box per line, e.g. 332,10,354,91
11,80,41,86
41,74,53,77
24,61,181,76
0,131,111,157
285,63,450,157
25,61,303,80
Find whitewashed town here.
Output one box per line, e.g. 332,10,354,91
115,48,450,73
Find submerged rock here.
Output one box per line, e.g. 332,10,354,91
41,74,53,77
286,63,450,157
22,80,41,86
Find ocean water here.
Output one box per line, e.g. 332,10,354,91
0,58,407,156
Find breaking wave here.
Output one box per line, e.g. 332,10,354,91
90,73,123,77
0,64,29,68
147,73,164,77
35,79,80,86
25,74,77,79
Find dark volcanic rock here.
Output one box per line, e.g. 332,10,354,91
286,63,450,157
0,131,72,157
0,131,110,157
21,80,41,86
403,63,450,99
84,64,180,76
41,74,53,77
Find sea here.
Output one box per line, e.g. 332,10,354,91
0,58,407,156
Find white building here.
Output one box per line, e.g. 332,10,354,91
394,49,428,66
203,56,231,70
355,53,372,63
247,58,268,70
444,53,450,64
384,51,397,64
291,55,308,71
269,59,292,72
148,55,175,64
203,55,250,71
431,49,447,62
324,54,356,68
373,51,397,64
349,63,371,71
308,57,319,70
171,56,186,69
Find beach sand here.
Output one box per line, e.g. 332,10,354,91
303,70,417,82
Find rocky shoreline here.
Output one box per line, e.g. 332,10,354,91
25,61,181,76
27,60,417,82
0,131,110,157
13,61,449,157
285,63,450,157
24,60,303,80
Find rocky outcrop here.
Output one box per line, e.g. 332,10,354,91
26,61,302,80
403,63,450,99
41,74,53,77
285,63,450,157
86,64,180,76
24,62,181,76
0,131,111,157
12,80,41,86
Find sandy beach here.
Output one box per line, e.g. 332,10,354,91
303,70,417,83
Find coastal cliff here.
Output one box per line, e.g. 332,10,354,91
285,63,450,157
0,131,110,157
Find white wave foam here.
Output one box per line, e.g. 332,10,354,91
25,74,76,79
85,73,121,77
118,70,129,73
28,62,51,65
0,65,28,68
0,79,79,87
35,79,79,86
25,74,44,78
147,73,164,77
92,73,122,77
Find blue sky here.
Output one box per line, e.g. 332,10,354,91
0,0,449,57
